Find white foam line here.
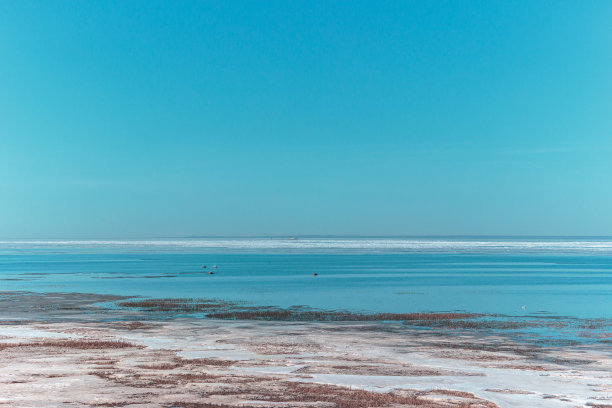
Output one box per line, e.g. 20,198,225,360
2,238,612,253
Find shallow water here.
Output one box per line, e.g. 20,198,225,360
0,238,611,320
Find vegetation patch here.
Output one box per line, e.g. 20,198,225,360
206,309,479,322
0,339,138,350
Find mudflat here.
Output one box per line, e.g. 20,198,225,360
1,292,611,407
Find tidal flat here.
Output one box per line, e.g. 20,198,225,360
1,292,611,408
2,239,612,407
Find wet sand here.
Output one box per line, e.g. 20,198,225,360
1,292,611,407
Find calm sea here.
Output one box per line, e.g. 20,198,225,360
0,237,611,319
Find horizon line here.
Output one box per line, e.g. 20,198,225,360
3,235,612,240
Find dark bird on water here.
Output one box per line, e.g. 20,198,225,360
312,273,318,276
202,265,206,269
208,271,214,275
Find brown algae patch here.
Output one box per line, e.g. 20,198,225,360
117,298,237,313
0,339,139,350
206,309,479,322
168,382,498,408
116,297,481,322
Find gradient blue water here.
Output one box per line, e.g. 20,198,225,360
0,238,611,319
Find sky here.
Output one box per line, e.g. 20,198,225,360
1,1,611,238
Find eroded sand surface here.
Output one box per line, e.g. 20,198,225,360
0,293,611,408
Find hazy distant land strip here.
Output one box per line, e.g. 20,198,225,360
3,238,612,253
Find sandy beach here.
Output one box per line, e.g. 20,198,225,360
1,292,611,408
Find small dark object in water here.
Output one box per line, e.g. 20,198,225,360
312,273,318,276
208,271,214,275
202,265,206,269
213,265,218,269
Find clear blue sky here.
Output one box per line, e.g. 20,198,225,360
1,1,611,238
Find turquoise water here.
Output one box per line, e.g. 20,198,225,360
1,238,611,319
